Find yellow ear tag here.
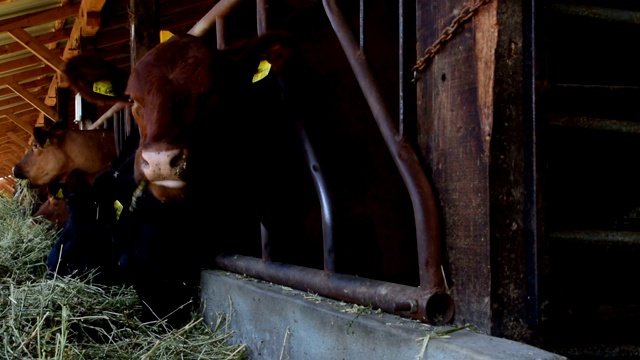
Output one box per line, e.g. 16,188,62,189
93,80,115,96
55,189,64,199
114,200,123,220
160,30,174,43
252,60,272,83
43,139,51,148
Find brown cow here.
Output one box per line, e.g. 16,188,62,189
13,122,117,187
62,33,295,203
61,1,418,289
33,190,68,231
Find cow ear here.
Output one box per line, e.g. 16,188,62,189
33,127,52,148
259,32,296,75
62,54,130,105
235,31,297,82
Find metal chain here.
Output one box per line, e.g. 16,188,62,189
412,0,494,80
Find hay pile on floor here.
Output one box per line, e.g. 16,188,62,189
0,192,246,359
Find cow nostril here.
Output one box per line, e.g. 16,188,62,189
169,151,186,169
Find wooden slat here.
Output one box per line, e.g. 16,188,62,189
0,77,51,97
0,3,80,33
0,66,53,86
6,82,58,121
80,0,108,36
47,0,110,106
0,28,70,57
7,28,66,73
6,131,28,150
0,50,62,76
4,113,34,134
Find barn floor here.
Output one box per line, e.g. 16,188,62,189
200,270,566,360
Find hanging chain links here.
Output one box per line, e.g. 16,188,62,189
412,0,494,81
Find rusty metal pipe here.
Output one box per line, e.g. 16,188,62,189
321,0,447,296
216,254,454,324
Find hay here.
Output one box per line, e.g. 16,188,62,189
0,194,246,359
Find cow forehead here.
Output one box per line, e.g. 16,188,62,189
126,35,218,101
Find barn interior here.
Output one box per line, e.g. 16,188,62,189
0,0,639,359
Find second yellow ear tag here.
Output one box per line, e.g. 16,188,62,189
93,80,115,96
252,60,272,83
55,189,64,199
114,200,123,220
43,139,51,148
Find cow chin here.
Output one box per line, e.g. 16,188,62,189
148,181,188,202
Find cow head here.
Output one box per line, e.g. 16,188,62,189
63,32,295,202
13,125,69,186
13,122,116,187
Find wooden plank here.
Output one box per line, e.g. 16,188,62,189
6,82,59,121
0,77,51,97
416,0,495,333
0,66,53,86
7,28,66,73
0,28,70,57
0,103,34,117
0,3,80,33
6,131,28,150
48,0,110,106
5,113,34,134
80,0,107,36
0,50,62,76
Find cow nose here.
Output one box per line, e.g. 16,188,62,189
12,166,25,179
140,148,187,181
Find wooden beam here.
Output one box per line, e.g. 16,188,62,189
0,66,53,86
7,28,66,73
5,113,34,134
0,28,70,57
0,3,80,33
6,82,59,121
80,0,107,36
48,0,109,106
0,77,51,97
0,50,62,75
6,131,28,150
0,103,35,117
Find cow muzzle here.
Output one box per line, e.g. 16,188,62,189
139,148,188,192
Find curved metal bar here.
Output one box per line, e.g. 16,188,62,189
322,0,446,297
294,122,336,273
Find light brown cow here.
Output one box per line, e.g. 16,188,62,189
13,122,117,187
33,190,68,231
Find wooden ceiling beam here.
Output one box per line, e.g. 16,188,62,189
0,67,53,86
7,28,66,73
0,88,48,110
0,3,80,33
6,82,59,121
5,113,35,134
6,131,29,150
47,0,109,106
0,103,37,117
80,0,107,36
0,28,70,57
0,49,63,75
0,77,51,97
